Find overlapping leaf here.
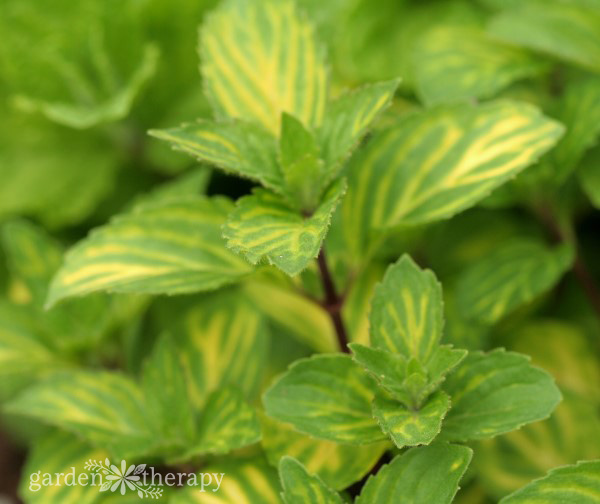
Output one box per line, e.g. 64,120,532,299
456,240,574,324
440,349,562,442
355,443,473,504
260,414,387,491
341,100,563,228
263,354,385,444
47,196,253,306
489,1,600,72
223,180,345,275
500,460,600,503
279,457,343,504
201,0,328,134
413,26,545,105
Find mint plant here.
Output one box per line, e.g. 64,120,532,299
1,0,600,503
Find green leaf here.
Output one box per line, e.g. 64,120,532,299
440,349,562,442
5,370,153,459
318,79,399,178
149,119,283,192
370,255,443,362
279,112,325,211
343,100,564,228
47,196,253,306
551,75,600,181
201,0,328,134
372,390,450,449
188,386,260,457
579,145,600,209
500,460,600,504
18,431,110,504
242,277,337,353
355,443,473,504
489,1,600,72
279,457,343,504
172,289,270,409
142,335,195,450
413,26,545,105
223,179,346,276
456,240,574,324
260,413,388,491
171,456,282,504
0,0,158,128
0,302,63,400
263,354,385,444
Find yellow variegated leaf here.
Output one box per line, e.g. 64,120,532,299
260,413,388,491
201,0,327,134
173,289,270,409
47,196,253,306
370,255,443,362
224,180,346,276
149,119,283,192
5,370,154,459
171,456,282,504
456,240,574,324
242,277,337,353
413,26,546,105
279,457,343,504
342,100,564,228
500,460,600,504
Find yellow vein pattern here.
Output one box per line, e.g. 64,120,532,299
440,349,562,442
355,443,473,504
150,119,284,193
263,354,386,444
500,460,600,504
370,255,443,363
260,414,388,491
174,290,269,410
224,179,346,276
456,240,574,324
341,100,564,230
5,370,154,459
47,196,253,306
373,390,449,449
279,457,344,504
172,456,282,504
413,26,545,105
201,0,328,134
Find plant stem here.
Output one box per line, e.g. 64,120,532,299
317,248,350,353
535,205,600,318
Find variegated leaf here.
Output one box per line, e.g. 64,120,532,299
318,79,399,178
373,390,450,449
456,240,574,324
356,443,473,504
149,119,283,192
201,0,327,134
343,100,563,228
413,26,546,105
5,370,154,459
260,413,388,491
500,460,600,504
189,386,260,457
440,349,562,442
47,196,253,306
490,1,600,72
370,255,443,362
223,179,345,276
263,354,385,444
279,457,343,504
171,456,282,504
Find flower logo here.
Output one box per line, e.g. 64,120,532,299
85,458,163,499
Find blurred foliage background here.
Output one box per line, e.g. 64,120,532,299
0,0,599,502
